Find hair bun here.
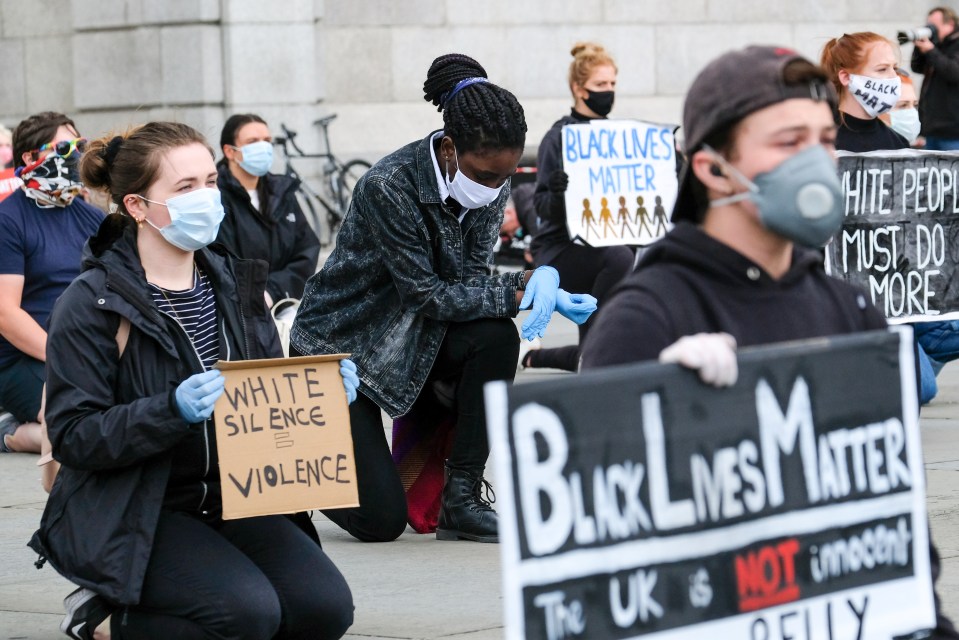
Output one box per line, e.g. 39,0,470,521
423,53,488,111
571,42,605,58
103,135,124,168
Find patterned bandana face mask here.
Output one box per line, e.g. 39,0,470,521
18,153,84,208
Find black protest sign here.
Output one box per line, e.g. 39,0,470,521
486,329,934,640
826,150,959,322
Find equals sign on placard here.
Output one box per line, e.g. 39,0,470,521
274,432,294,449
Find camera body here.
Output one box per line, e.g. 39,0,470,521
898,25,938,45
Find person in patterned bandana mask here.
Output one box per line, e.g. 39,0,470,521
0,112,103,454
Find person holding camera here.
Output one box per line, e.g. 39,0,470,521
911,6,959,150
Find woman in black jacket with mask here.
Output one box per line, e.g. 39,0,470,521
31,122,354,640
216,114,321,309
525,42,634,373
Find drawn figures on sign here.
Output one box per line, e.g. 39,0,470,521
581,198,596,241
562,120,679,248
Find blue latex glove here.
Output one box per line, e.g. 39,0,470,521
340,358,359,405
556,289,597,325
519,266,560,340
175,370,225,423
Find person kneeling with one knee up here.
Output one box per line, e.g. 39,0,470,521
290,53,596,544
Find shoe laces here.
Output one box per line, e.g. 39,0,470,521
471,476,496,511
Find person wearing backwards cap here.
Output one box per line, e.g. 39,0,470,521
580,45,958,637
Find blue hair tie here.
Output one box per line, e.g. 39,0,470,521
442,77,488,106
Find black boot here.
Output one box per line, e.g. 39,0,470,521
436,462,498,543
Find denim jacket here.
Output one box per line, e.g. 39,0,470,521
290,132,526,417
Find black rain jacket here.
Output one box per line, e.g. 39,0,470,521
28,215,281,605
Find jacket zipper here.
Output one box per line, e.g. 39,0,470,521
158,309,213,499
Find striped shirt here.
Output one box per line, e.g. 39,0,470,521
149,266,220,370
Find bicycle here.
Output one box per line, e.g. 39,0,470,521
274,114,371,246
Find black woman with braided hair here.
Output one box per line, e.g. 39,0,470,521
291,53,597,544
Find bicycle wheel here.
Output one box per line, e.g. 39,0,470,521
334,159,371,224
294,185,332,246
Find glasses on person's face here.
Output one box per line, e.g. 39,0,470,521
33,137,87,160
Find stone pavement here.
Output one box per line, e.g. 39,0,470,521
2,316,959,639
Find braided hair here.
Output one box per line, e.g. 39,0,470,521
422,54,527,154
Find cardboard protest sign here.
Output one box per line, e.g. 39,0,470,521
214,354,358,520
562,119,678,248
827,150,959,322
486,329,934,640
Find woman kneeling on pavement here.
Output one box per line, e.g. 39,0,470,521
291,53,596,544
30,122,355,639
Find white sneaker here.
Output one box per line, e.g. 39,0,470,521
518,337,542,370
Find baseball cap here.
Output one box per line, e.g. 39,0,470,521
672,45,837,223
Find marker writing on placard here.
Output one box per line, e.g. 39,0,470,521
223,368,327,411
227,453,351,498
512,376,912,556
749,596,868,640
533,591,585,640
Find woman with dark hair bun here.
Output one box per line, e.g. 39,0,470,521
216,114,320,311
292,53,596,544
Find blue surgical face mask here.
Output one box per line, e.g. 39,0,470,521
140,187,226,252
445,150,504,209
234,140,273,177
707,144,844,248
889,107,921,144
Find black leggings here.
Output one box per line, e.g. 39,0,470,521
113,511,353,640
297,318,519,542
527,243,634,371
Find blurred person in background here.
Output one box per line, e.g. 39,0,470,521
912,6,959,150
216,114,320,317
0,112,103,454
524,42,633,373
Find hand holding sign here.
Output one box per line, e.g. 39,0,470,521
339,359,359,405
175,370,225,423
659,332,738,387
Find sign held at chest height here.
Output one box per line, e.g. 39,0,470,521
214,354,358,520
826,150,959,322
562,119,678,248
486,329,934,640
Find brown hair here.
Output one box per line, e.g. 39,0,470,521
820,32,896,101
930,6,959,27
12,112,77,169
568,42,618,96
80,122,213,216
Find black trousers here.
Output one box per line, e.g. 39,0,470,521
113,511,353,640
527,243,633,372
298,318,519,543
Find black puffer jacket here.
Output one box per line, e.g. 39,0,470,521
216,164,320,302
28,215,281,605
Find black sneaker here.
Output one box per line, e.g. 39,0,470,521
60,588,111,640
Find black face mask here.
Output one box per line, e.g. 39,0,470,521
584,90,615,117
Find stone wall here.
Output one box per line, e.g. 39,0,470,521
0,0,940,165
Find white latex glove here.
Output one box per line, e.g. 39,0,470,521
658,332,738,387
